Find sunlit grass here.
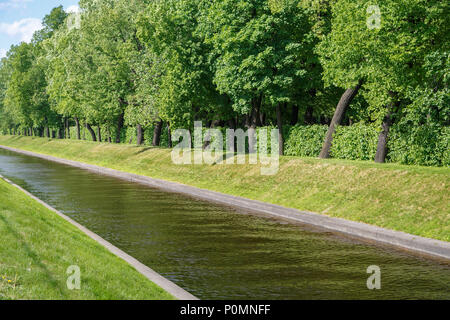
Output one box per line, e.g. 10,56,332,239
0,178,174,300
0,135,448,242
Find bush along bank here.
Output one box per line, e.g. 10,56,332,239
51,123,449,167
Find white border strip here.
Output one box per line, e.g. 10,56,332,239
1,144,449,261
0,173,198,300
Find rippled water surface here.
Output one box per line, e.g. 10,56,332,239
0,149,448,299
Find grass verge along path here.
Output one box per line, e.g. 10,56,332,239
0,177,174,300
0,135,448,242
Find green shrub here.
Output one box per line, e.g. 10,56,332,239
284,125,328,157
330,124,379,161
388,123,449,167
190,126,278,153
64,122,448,167
256,126,278,154
439,127,450,166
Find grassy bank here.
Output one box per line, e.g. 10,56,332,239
0,135,448,242
0,177,174,300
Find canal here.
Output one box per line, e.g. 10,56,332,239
0,148,448,299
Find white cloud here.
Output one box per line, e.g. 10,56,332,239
0,0,33,10
66,5,80,13
0,18,43,43
0,49,7,58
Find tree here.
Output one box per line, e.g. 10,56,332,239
0,57,14,134
3,43,56,136
137,0,228,136
201,0,315,154
32,5,68,43
317,0,448,162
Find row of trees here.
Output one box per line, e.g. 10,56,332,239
0,0,448,163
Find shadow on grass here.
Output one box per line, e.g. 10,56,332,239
0,214,67,298
134,147,155,155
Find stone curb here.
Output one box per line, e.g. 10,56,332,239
1,145,449,261
0,171,198,300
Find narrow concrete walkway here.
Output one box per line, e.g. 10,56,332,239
1,144,449,261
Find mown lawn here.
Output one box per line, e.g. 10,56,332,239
0,135,448,241
0,177,174,300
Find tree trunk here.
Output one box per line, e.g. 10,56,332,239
45,126,50,138
248,98,261,154
260,112,266,126
74,117,81,140
167,124,172,148
374,111,392,163
63,118,67,138
66,118,71,139
228,119,236,130
255,94,263,127
152,120,163,146
304,105,313,124
291,105,299,125
202,120,221,150
137,124,144,145
115,113,124,143
85,123,96,142
319,80,363,159
374,92,397,163
276,103,284,156
58,126,64,139
97,126,102,143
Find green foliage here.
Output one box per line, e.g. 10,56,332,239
283,124,448,166
330,124,379,161
137,0,226,129
203,0,314,114
442,127,450,166
388,124,449,167
318,0,449,124
32,5,68,42
284,125,328,157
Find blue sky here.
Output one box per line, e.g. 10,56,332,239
0,0,79,57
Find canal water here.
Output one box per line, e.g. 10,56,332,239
0,148,448,299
